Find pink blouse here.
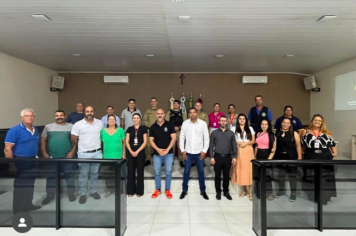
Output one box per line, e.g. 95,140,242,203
208,112,225,128
256,132,270,149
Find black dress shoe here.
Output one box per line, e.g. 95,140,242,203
200,191,209,200
216,193,221,200
223,192,232,200
179,191,187,199
42,196,54,205
180,161,185,167
27,204,41,211
90,192,101,200
68,194,76,202
145,160,151,166
79,195,87,204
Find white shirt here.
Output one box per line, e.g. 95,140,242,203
235,126,255,142
71,118,103,153
180,118,210,154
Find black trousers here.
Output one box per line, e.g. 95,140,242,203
46,162,75,198
127,150,145,195
214,154,232,193
13,159,37,212
255,149,273,197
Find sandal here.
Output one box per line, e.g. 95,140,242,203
249,194,253,201
128,195,133,197
137,195,142,198
239,191,247,197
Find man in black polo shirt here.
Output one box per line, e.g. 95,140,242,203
248,95,272,133
210,116,237,200
149,109,176,199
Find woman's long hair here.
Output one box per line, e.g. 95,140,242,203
307,114,332,136
106,114,118,128
235,113,252,140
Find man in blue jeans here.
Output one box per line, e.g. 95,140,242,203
149,109,176,199
179,108,210,200
71,106,103,204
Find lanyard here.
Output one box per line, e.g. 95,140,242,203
230,113,236,125
313,131,320,138
257,132,267,138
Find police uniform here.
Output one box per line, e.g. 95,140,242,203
165,109,188,161
197,111,209,126
143,108,157,161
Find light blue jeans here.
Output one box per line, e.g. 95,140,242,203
78,150,102,196
153,153,174,191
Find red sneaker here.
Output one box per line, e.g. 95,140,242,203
151,189,161,198
165,190,173,199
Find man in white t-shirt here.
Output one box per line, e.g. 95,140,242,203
71,106,103,204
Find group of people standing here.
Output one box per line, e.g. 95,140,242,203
4,95,338,215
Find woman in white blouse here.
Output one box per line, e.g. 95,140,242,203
231,113,256,201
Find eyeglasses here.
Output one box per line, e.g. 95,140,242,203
23,115,35,118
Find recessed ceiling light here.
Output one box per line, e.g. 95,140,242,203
318,15,337,22
215,55,224,58
146,54,155,57
172,0,184,2
178,16,191,22
72,54,81,57
31,14,51,22
284,54,295,58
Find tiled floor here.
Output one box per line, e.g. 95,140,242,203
0,155,355,235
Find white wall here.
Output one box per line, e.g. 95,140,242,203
0,52,58,128
311,57,356,157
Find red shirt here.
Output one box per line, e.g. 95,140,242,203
208,112,225,128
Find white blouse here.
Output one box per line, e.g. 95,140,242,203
235,126,255,142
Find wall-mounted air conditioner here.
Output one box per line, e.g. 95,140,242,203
103,76,129,84
242,76,268,84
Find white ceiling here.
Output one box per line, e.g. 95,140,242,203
1,0,356,74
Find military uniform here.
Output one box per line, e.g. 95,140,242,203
197,111,209,126
165,109,188,161
143,108,157,161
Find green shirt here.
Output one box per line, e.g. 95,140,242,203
41,122,73,158
100,128,125,159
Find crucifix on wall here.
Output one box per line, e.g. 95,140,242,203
179,74,185,85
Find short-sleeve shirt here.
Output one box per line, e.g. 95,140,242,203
100,128,125,159
301,133,336,149
149,121,176,155
274,116,303,132
235,126,255,142
66,112,85,124
71,118,103,153
41,122,73,158
121,108,142,131
5,123,39,157
126,125,148,151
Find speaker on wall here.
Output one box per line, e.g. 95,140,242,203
50,76,65,91
303,76,318,90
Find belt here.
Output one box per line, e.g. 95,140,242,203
215,153,231,158
84,148,102,153
279,151,288,154
258,149,269,152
